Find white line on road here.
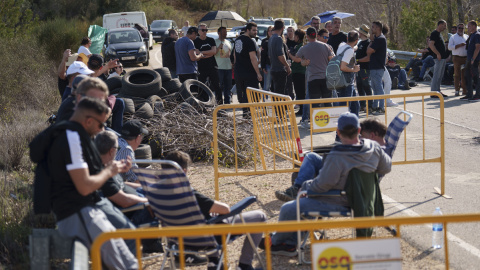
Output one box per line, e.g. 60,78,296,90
383,194,480,259
154,46,162,68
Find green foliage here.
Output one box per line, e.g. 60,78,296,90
399,0,440,50
143,1,178,23
183,0,214,11
0,0,38,38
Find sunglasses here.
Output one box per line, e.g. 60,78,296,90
322,36,329,39
116,66,123,69
458,27,464,30
200,29,208,32
86,115,105,129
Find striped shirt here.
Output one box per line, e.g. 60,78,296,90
115,137,138,182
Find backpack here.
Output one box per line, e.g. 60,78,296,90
326,46,354,90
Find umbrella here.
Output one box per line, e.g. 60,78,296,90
199,11,247,29
304,10,355,26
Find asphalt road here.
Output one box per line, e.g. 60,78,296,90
132,44,480,268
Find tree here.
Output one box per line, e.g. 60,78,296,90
399,0,440,50
0,0,37,38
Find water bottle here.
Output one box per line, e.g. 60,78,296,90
432,207,443,249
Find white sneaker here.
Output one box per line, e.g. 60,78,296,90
299,120,310,129
387,100,398,107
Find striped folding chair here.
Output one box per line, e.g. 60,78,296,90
133,161,264,270
384,111,413,158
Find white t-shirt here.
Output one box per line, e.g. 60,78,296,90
215,39,232,70
181,26,189,36
78,46,91,56
337,42,354,64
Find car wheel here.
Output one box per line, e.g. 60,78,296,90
143,54,149,66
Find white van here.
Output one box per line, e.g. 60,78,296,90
103,12,153,49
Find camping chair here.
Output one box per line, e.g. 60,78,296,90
295,168,382,264
384,111,413,158
133,161,265,270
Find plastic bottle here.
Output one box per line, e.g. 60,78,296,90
432,207,443,249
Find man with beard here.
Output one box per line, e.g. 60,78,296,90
161,29,179,78
327,17,347,54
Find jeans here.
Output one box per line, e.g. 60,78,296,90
337,84,359,115
465,59,480,98
431,59,447,92
419,55,435,78
199,67,222,104
263,65,272,92
271,70,288,95
271,198,349,246
370,69,385,109
218,69,233,104
405,58,423,79
301,82,310,122
356,69,372,109
294,152,323,187
112,98,124,133
397,69,409,89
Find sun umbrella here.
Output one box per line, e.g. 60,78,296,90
199,11,247,29
304,10,355,26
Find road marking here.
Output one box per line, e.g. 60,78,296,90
154,46,163,68
383,194,480,259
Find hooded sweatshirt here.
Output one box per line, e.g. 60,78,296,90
305,139,391,206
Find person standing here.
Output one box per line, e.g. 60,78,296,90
175,27,203,83
327,17,348,54
261,26,274,92
336,31,361,115
288,29,307,116
324,21,333,34
355,24,373,112
234,22,262,117
268,19,292,95
461,20,480,101
215,27,233,104
429,20,449,98
181,21,190,37
448,23,468,96
161,29,179,78
194,23,222,104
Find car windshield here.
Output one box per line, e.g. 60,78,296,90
109,31,141,44
284,20,291,26
257,26,268,37
253,20,274,25
151,21,171,28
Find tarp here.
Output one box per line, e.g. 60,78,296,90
88,25,108,54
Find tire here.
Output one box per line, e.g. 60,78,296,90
110,87,121,95
162,78,182,94
105,76,123,92
120,69,161,98
158,88,169,98
120,97,135,114
148,136,163,158
179,79,216,107
134,144,152,167
134,102,154,119
117,94,148,106
147,95,164,114
154,67,172,82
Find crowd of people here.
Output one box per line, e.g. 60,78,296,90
31,16,480,270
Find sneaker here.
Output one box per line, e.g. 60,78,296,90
299,120,310,129
404,82,411,90
455,91,460,96
469,97,480,102
387,100,398,107
174,253,208,266
142,239,164,253
275,185,299,202
258,237,297,257
392,77,398,89
374,108,385,115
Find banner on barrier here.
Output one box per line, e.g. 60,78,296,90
311,238,402,270
311,106,349,131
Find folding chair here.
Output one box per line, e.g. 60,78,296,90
384,110,413,158
295,168,382,264
133,161,265,270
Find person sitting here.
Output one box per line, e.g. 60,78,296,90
107,62,125,79
386,57,411,90
61,61,95,101
163,150,267,270
262,113,392,256
275,116,393,202
57,49,81,98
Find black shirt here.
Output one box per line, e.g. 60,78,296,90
58,77,68,97
386,64,401,81
356,39,370,70
429,30,448,59
369,34,387,70
194,36,218,71
234,35,258,77
286,38,297,52
56,96,75,122
194,190,215,221
260,38,270,69
327,31,348,54
162,37,177,71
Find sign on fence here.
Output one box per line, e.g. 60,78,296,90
311,106,349,131
311,238,402,270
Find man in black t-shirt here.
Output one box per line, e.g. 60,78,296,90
355,24,373,111
194,23,222,104
428,20,449,97
161,29,179,78
234,22,263,117
327,17,348,54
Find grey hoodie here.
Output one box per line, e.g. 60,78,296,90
303,139,392,206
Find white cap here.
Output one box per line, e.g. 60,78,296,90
66,61,94,76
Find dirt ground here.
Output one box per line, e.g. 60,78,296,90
141,160,448,270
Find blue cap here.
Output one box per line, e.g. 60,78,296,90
337,112,360,131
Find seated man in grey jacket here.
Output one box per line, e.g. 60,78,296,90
260,112,392,256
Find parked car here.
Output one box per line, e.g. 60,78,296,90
150,20,178,42
275,18,297,35
248,16,274,26
103,12,153,50
103,28,149,66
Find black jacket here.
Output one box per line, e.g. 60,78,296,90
162,37,177,71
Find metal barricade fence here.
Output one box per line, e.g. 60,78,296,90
91,214,480,269
213,90,445,199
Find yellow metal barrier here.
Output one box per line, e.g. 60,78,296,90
213,91,445,199
91,213,480,269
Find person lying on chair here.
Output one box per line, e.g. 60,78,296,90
260,112,392,256
163,150,267,270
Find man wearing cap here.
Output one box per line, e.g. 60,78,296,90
355,24,373,112
57,49,80,97
175,26,204,83
262,112,392,255
115,120,149,184
62,61,95,101
288,27,334,128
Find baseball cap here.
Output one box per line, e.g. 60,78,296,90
337,112,360,131
88,54,104,70
306,27,317,38
72,75,88,90
121,120,149,139
66,61,94,76
66,53,79,66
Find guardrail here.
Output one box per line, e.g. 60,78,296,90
391,50,419,61
213,91,446,200
91,213,480,269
